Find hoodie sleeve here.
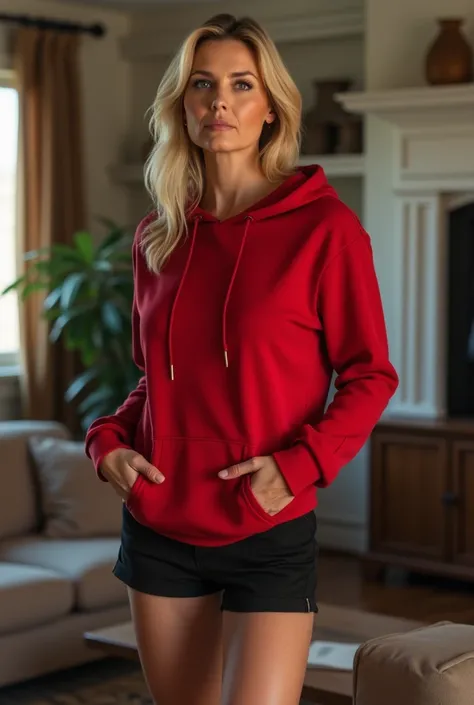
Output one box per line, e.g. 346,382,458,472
272,228,399,496
85,228,148,479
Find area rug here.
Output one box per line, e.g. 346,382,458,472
0,658,312,704
0,659,151,705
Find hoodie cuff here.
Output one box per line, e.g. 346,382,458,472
272,443,321,497
86,430,131,482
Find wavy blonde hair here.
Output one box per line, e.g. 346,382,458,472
142,13,302,273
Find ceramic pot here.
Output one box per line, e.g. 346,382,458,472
425,18,473,85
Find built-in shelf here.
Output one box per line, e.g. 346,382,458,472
299,153,366,177
109,153,366,187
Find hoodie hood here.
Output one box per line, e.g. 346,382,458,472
191,164,338,223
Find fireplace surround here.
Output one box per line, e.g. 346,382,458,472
338,84,474,420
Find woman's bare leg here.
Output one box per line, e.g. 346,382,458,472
129,588,223,705
221,611,314,705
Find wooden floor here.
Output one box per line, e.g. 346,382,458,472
317,551,474,625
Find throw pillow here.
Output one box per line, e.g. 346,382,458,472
29,435,122,538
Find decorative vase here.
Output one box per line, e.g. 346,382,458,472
425,18,473,85
301,79,363,156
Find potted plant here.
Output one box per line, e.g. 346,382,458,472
1,219,140,431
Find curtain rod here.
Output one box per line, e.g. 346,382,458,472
0,13,106,38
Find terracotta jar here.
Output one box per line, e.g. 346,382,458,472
425,18,473,85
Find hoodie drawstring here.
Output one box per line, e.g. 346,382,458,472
167,214,253,380
168,216,200,381
222,215,253,368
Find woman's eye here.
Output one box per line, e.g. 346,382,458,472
235,81,252,91
193,79,212,89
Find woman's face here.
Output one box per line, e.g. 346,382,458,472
183,38,275,155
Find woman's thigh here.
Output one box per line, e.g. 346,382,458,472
222,610,314,705
129,588,223,705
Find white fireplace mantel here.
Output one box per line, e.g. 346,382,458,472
336,84,474,419
338,84,474,192
336,84,474,129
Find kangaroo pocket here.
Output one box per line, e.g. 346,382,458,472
125,436,290,545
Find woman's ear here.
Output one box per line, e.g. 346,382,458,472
265,109,276,125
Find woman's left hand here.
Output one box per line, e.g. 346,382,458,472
218,456,294,516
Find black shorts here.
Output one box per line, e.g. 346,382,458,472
114,505,318,613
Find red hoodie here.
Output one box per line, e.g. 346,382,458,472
85,165,398,546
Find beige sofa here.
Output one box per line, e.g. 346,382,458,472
354,621,474,704
0,420,130,687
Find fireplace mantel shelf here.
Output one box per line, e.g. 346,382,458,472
336,84,474,129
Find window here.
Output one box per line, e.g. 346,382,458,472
0,75,19,370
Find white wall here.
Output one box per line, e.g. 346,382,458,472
367,0,474,90
0,0,132,418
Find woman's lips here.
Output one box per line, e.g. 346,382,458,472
205,123,234,131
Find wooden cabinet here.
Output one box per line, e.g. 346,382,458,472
367,417,474,581
452,440,474,568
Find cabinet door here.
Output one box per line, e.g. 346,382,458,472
371,432,448,560
452,440,474,567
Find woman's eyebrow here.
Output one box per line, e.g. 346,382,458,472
190,70,258,80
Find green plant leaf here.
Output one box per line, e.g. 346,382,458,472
21,281,48,300
49,304,93,343
24,248,50,261
81,406,110,431
10,217,137,427
25,243,80,261
101,301,124,334
92,260,113,272
73,231,95,264
1,275,26,296
106,250,133,262
43,286,63,311
96,225,130,253
60,272,87,310
77,386,115,414
65,367,99,403
82,348,98,367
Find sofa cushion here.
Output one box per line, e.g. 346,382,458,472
0,562,73,635
0,536,126,611
28,435,122,538
0,421,70,540
354,621,474,705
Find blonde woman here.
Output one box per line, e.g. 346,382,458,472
85,13,398,705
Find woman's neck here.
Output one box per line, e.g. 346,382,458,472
200,152,280,221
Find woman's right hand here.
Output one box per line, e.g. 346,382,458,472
99,448,165,500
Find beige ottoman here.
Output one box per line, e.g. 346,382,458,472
354,621,474,705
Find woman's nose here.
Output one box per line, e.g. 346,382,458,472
211,94,227,111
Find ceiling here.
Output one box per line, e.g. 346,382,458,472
59,0,221,7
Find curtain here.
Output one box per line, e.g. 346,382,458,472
14,27,86,431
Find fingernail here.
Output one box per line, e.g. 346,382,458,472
154,474,164,483
218,470,228,478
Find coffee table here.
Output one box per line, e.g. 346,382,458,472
84,603,422,705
